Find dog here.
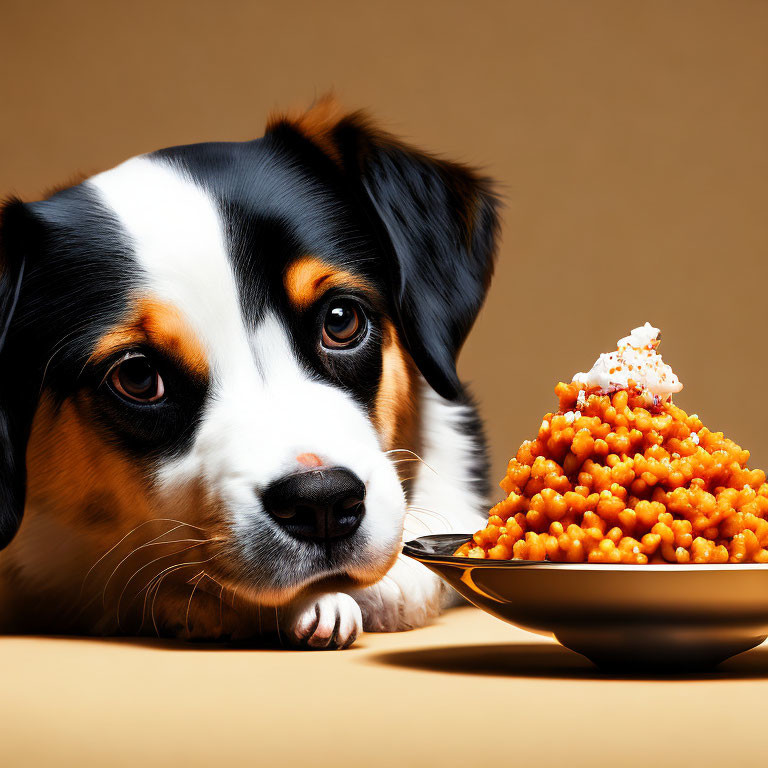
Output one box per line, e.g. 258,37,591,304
0,98,499,648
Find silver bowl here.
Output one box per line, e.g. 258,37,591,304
403,534,768,671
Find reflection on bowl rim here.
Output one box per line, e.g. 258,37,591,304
402,533,768,572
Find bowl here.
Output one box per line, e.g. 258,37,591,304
403,533,768,671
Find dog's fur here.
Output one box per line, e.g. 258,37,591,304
0,99,499,648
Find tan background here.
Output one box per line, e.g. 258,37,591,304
2,0,767,488
2,2,768,766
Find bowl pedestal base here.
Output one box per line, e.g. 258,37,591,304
555,626,767,672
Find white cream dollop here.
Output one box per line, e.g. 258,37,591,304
573,322,682,398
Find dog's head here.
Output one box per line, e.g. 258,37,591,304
0,100,498,618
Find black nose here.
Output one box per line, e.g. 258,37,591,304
262,468,366,541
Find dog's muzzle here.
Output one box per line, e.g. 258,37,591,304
262,467,366,541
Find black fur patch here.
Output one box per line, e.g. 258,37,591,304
0,187,139,545
267,111,500,400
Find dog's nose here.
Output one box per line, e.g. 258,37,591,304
262,468,366,540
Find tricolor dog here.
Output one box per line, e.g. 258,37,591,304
0,100,499,648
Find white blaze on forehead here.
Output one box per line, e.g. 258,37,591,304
88,156,405,583
88,155,250,366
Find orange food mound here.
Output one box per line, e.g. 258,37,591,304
456,382,768,564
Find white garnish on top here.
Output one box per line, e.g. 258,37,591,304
573,322,683,399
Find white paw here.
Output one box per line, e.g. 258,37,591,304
281,592,363,650
351,556,448,632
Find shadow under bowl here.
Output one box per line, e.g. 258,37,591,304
403,534,768,672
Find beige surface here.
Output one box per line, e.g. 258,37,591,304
1,605,767,767
2,0,767,489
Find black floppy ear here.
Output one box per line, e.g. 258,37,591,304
269,100,501,400
0,199,36,548
353,131,500,400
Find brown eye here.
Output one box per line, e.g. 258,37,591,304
110,355,165,403
322,300,367,349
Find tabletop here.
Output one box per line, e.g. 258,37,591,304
2,605,767,767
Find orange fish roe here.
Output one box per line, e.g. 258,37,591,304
456,382,768,564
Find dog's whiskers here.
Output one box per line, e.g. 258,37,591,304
147,573,173,636
185,570,227,634
406,505,452,529
100,526,199,606
141,556,218,636
402,525,424,539
403,514,435,535
147,567,183,635
385,448,438,475
185,571,206,636
275,606,283,647
404,502,455,537
397,552,422,569
117,541,222,628
80,517,207,598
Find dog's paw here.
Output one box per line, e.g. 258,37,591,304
280,592,363,650
352,556,447,632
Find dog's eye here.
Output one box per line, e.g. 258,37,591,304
109,355,165,403
322,300,367,349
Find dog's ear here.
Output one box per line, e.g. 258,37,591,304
268,98,501,400
0,199,37,548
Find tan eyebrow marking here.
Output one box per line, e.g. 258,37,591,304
91,296,209,376
284,256,376,310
